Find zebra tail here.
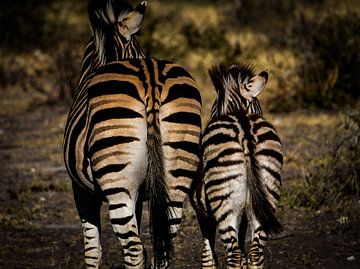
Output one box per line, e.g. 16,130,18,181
146,126,173,265
247,158,283,235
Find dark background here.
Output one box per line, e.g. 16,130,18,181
0,0,359,268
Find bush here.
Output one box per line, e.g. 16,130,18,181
235,0,297,25
0,0,52,51
3,40,82,106
293,12,360,109
180,21,241,64
0,0,88,52
139,12,187,60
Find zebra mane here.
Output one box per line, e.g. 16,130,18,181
88,0,133,27
209,64,228,117
209,63,263,118
229,63,255,82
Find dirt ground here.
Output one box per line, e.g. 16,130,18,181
0,88,359,269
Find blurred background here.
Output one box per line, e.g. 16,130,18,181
0,0,359,268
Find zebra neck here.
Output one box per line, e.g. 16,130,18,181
91,36,145,71
247,98,263,116
126,38,145,59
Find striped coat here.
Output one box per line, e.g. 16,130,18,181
63,1,201,268
191,64,282,269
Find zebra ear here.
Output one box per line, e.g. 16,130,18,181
246,70,268,97
120,1,147,40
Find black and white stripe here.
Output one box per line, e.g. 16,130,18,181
191,64,282,269
63,1,201,268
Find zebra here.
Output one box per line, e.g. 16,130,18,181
63,0,201,268
191,64,283,269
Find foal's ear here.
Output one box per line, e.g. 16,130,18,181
119,1,147,40
246,70,268,97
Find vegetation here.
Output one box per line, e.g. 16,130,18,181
282,107,360,213
0,0,359,229
289,12,360,109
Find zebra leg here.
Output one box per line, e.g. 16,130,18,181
197,213,217,269
135,198,148,266
72,182,103,269
218,215,244,269
107,192,145,269
248,217,268,269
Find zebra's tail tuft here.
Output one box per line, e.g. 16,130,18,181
146,128,173,266
247,158,283,235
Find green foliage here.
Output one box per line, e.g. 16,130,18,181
1,0,359,111
181,22,226,50
283,107,360,210
0,0,46,51
181,21,242,64
0,0,88,52
235,0,298,26
292,12,360,109
0,0,57,51
139,11,187,60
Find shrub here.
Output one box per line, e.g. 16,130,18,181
180,21,241,64
235,0,297,25
293,12,360,109
3,40,82,106
0,0,53,51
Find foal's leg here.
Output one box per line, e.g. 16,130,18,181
217,214,244,269
248,217,268,269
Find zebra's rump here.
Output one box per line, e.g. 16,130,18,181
64,58,202,194
195,112,283,217
197,115,247,218
249,114,283,208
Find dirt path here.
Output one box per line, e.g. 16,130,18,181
0,92,359,268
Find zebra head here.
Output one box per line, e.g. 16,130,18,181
88,0,147,65
209,64,268,119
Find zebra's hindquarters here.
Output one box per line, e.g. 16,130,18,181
85,59,201,267
86,62,149,268
248,114,283,235
159,61,202,238
197,116,249,267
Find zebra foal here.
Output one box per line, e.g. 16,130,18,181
63,0,201,268
191,64,283,269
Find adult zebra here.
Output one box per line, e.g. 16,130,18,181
63,1,201,268
191,64,282,269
